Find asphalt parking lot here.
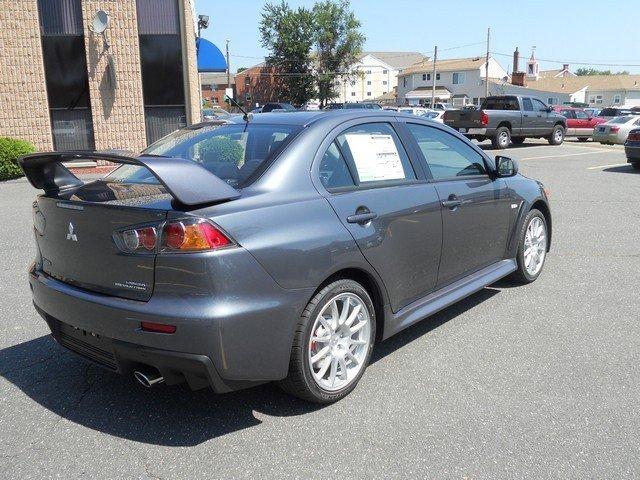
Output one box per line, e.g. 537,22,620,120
1,139,638,479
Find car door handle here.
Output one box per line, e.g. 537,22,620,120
441,199,462,208
347,212,377,224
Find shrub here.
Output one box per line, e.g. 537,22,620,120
0,137,35,180
199,136,244,164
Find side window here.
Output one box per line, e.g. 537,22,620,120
335,123,416,185
532,99,548,112
561,109,576,119
319,142,355,190
406,123,487,180
575,110,588,119
522,98,533,111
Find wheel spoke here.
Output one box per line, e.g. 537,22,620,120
329,357,338,387
338,357,348,380
338,298,350,326
318,315,333,333
315,357,331,379
344,304,361,328
311,335,331,343
350,339,367,346
310,346,330,364
350,320,366,334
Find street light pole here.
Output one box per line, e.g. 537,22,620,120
226,39,231,111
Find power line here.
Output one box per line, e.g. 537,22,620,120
491,51,640,68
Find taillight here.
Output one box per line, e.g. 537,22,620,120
114,218,233,254
610,126,620,133
160,218,231,252
116,226,157,253
141,321,176,334
627,131,640,141
481,111,489,126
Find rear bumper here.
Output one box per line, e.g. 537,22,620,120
593,132,622,144
625,144,640,161
28,252,314,391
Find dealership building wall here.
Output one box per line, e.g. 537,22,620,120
0,0,201,153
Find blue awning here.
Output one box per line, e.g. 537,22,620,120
196,38,227,72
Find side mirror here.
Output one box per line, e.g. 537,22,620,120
545,107,553,113
495,156,518,177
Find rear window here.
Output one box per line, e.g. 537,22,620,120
609,116,634,124
106,123,301,188
600,108,631,117
481,97,519,110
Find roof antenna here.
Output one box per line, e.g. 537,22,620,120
225,95,252,122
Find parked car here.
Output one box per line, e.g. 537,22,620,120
624,128,640,170
552,106,606,141
261,102,296,113
424,110,445,123
202,107,230,122
443,95,567,149
592,115,640,145
583,107,601,118
398,107,431,117
20,110,551,404
422,102,454,110
598,107,633,119
326,102,382,110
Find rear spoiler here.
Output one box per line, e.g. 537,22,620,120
18,151,241,206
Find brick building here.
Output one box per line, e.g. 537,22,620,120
0,0,202,152
200,73,234,108
234,64,280,109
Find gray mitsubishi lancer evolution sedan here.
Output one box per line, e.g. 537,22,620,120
21,110,551,403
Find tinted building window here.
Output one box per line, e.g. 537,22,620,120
137,0,187,144
38,0,95,150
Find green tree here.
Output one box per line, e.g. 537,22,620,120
312,0,365,108
576,68,630,76
259,1,316,106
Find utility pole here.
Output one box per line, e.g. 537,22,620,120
225,39,231,111
485,27,490,99
431,45,437,109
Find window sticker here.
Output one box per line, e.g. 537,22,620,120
344,133,405,182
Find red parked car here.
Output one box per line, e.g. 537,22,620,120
553,106,606,142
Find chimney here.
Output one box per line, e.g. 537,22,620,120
562,64,569,75
512,71,526,87
513,47,520,74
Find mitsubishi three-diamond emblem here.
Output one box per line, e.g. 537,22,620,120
66,222,78,242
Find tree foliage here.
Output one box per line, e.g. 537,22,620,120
575,67,630,76
259,1,316,106
313,0,365,107
0,137,35,180
258,0,365,108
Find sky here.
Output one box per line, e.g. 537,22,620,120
197,0,640,74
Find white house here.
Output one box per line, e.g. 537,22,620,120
396,56,508,107
334,52,426,103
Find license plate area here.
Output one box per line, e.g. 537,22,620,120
57,321,118,371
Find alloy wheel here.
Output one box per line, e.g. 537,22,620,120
524,216,547,276
307,293,371,391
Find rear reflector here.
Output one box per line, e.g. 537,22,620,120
481,111,489,126
140,322,176,334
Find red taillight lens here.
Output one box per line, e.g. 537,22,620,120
141,321,176,334
610,126,620,133
481,111,489,126
161,219,231,252
627,131,640,141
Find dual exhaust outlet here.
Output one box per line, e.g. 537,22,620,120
134,368,164,388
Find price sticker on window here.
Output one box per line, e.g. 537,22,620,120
344,133,405,182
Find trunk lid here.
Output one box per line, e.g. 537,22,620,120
443,109,485,128
34,181,170,301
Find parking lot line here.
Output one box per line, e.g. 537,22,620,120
586,163,629,170
519,151,607,161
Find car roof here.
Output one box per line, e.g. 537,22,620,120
234,109,401,126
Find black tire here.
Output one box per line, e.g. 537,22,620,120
508,209,548,284
578,137,589,142
632,162,640,171
548,124,565,145
279,279,376,403
512,137,526,145
492,126,511,149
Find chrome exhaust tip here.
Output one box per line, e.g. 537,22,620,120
134,369,164,388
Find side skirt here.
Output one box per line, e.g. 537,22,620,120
382,259,517,340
